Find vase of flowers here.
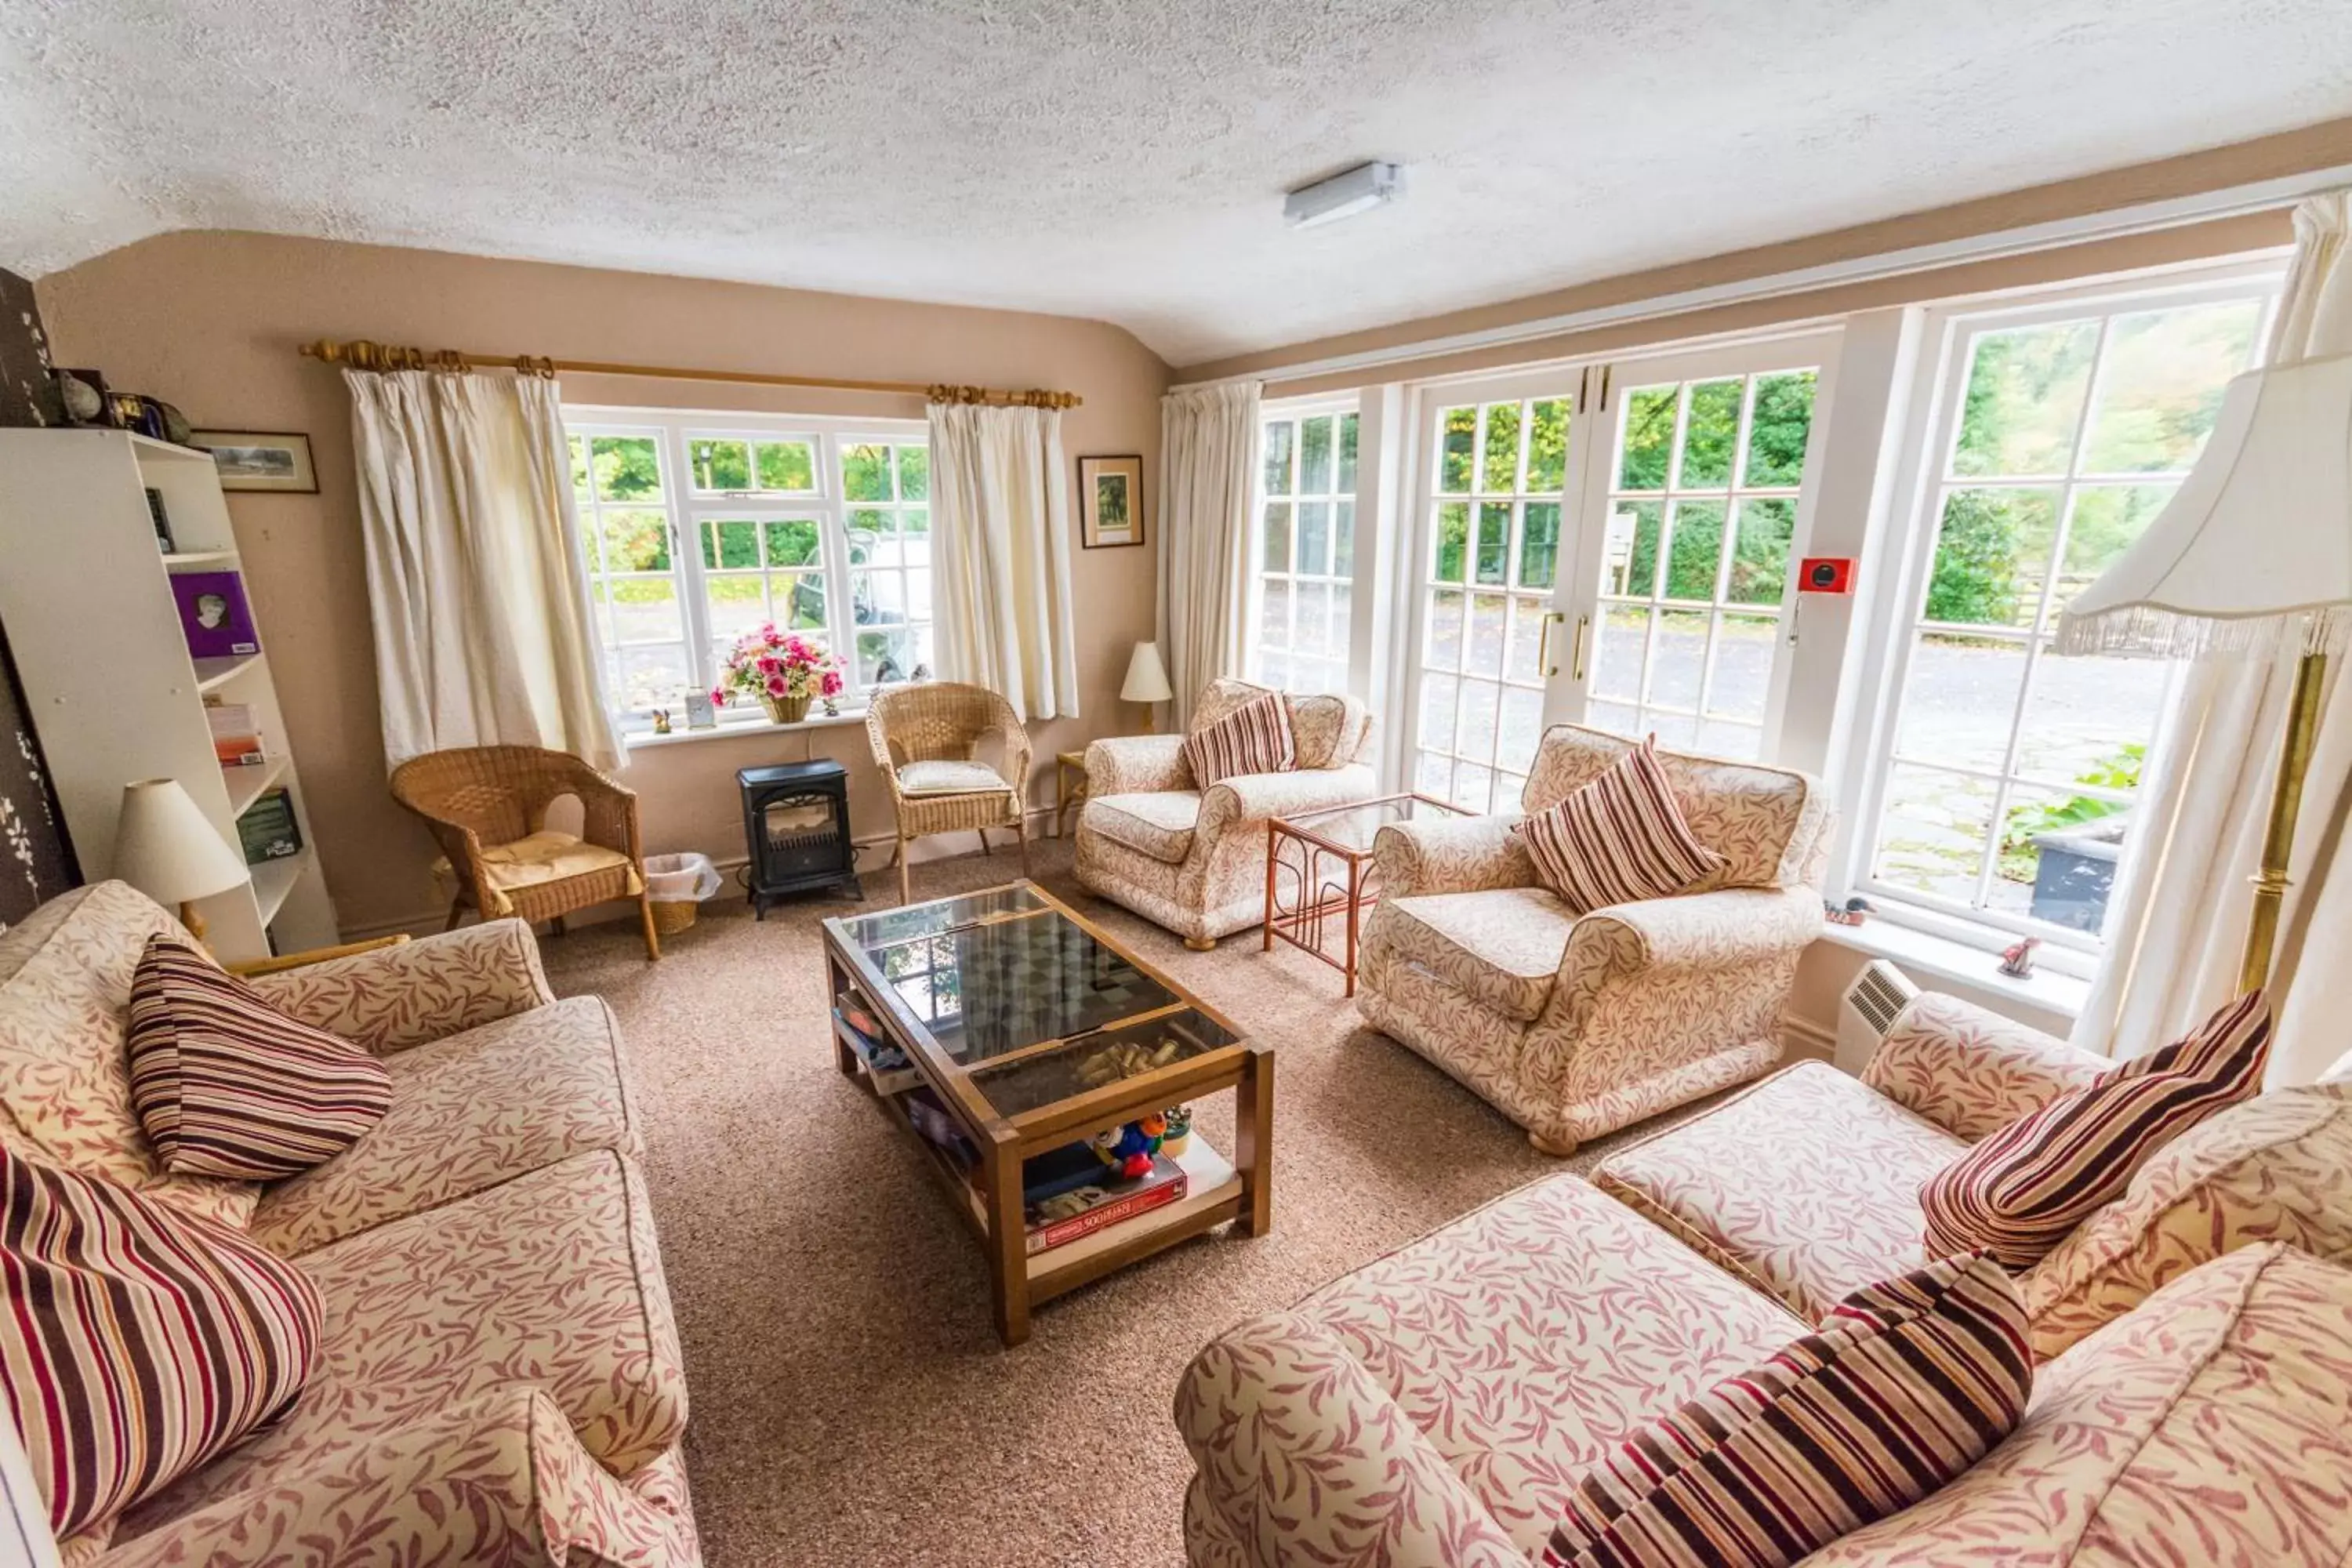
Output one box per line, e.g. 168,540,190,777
712,625,844,727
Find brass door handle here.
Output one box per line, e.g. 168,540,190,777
1570,614,1589,682
1537,611,1564,677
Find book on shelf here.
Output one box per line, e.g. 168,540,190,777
205,702,264,765
833,993,909,1073
235,788,303,865
1024,1151,1187,1256
172,570,260,659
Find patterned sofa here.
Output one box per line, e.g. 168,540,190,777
1176,1177,2352,1566
1594,992,2352,1359
0,881,697,1567
1075,677,1377,948
1356,725,1831,1155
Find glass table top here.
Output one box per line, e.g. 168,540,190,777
1276,793,1471,855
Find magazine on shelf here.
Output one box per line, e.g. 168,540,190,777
833,993,909,1073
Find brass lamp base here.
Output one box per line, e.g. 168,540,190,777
2241,650,2329,994
177,900,209,946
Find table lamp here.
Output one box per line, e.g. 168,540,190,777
1122,641,1174,733
2055,350,2352,990
114,778,250,945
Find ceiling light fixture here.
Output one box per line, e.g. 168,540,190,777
1283,162,1404,229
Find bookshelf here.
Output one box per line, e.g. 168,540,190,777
0,428,337,961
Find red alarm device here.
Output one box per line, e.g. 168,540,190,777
1798,557,1853,594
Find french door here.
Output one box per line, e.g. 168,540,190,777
1404,332,1836,812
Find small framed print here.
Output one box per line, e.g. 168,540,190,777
191,430,318,493
1078,454,1145,549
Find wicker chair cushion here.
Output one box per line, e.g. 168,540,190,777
896,760,1014,797
432,833,637,906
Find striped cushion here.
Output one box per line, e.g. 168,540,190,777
1180,692,1296,786
1920,991,2270,1271
1541,1251,2030,1568
128,935,391,1181
1515,735,1726,913
0,1148,322,1538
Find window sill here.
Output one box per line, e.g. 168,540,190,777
1815,917,2090,1022
623,708,868,749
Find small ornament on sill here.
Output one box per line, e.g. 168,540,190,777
822,695,839,717
650,708,672,735
1824,895,1874,928
909,662,931,682
1998,935,2041,979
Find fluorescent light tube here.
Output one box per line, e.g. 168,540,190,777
1284,162,1404,229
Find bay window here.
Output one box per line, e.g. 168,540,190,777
1249,401,1359,696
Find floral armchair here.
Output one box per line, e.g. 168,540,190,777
1074,678,1377,949
1356,724,1832,1156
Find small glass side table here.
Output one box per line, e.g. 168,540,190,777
1264,793,1472,995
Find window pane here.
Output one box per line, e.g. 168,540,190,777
754,441,816,492
1896,634,2027,772
1680,379,1742,488
1506,600,1546,684
1263,419,1297,497
702,520,757,569
1301,416,1334,495
1259,651,1292,691
1951,321,2100,478
590,437,662,500
1746,371,1816,485
2014,652,2165,788
2080,300,2262,474
1619,387,1676,490
862,569,908,626
763,518,822,568
858,628,912,684
1997,784,2131,933
1432,503,1468,582
1439,407,1475,492
1646,710,1699,751
1664,500,1726,600
1334,500,1355,576
1519,503,1560,590
690,439,752,492
1727,498,1795,604
1526,398,1569,491
1425,590,1465,670
1453,761,1495,815
600,510,670,572
1697,720,1762,761
1468,593,1507,677
842,443,893,502
1330,586,1352,664
2056,485,2176,618
1457,680,1500,764
1482,401,1521,492
608,577,681,643
618,644,690,713
1650,609,1708,708
568,436,591,501
1417,673,1459,755
1926,488,2061,628
1298,501,1330,575
1588,699,1640,737
1605,501,1664,597
776,572,826,630
1338,413,1359,492
1592,607,1649,702
1259,579,1291,649
1415,750,1454,798
1873,764,1996,902
1706,612,1775,722
1262,503,1292,573
1499,688,1545,775
1475,503,1509,585
895,445,928,501
1294,582,1330,657
705,574,768,647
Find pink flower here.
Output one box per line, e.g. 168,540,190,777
756,654,780,675
821,670,844,695
765,674,788,697
710,688,727,706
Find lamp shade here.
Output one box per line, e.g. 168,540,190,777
1120,641,1174,703
2055,350,2352,661
113,779,249,905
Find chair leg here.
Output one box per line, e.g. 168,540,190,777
1015,818,1030,879
637,893,661,961
443,898,466,932
549,914,568,938
898,834,913,906
1527,1129,1579,1159
978,827,992,856
1184,935,1217,953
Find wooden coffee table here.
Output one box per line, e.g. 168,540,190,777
1265,793,1473,995
822,880,1272,1345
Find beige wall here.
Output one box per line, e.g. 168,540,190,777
36,232,1171,936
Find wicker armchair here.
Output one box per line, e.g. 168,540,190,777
389,744,659,960
865,682,1032,904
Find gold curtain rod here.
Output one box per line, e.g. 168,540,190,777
296,339,1082,409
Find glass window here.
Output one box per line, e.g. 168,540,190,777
1250,405,1358,696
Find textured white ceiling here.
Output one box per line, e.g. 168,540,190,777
4,0,2350,364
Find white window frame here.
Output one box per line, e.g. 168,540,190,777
1833,261,2285,972
1247,394,1363,697
564,406,931,731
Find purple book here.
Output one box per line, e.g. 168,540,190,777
172,572,260,659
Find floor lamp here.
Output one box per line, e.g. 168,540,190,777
2056,350,2352,992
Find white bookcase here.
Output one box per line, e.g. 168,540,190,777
0,428,338,961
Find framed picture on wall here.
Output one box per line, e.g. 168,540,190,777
1078,455,1145,549
191,430,318,493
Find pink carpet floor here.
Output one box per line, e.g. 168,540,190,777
536,837,1708,1567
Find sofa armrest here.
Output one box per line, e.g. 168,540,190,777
1174,1313,1526,1568
1562,885,1823,990
1370,812,1535,899
249,918,554,1056
1196,764,1378,844
1862,991,2107,1142
1085,733,1190,797
96,1385,695,1568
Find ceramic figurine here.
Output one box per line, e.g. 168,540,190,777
650,707,672,735
1999,935,2041,978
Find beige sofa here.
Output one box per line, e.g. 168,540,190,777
1356,724,1831,1155
1075,677,1377,948
0,881,697,1567
1177,998,2352,1566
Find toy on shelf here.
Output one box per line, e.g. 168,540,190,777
1824,895,1875,927
1092,1114,1167,1181
1999,935,2042,979
1160,1105,1192,1157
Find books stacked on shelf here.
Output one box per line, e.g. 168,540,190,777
206,701,264,768
834,992,916,1092
235,788,302,864
1020,1145,1187,1256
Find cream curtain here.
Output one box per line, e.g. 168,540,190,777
1156,382,1260,728
2074,191,2352,1083
928,401,1080,720
346,368,622,772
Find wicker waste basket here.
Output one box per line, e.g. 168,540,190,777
643,852,722,935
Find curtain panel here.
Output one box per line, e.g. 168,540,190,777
2074,191,2352,1085
345,369,622,772
1156,381,1260,728
927,402,1080,721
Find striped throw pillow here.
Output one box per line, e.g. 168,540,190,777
128,935,391,1181
1515,735,1726,913
1541,1251,2030,1568
1180,692,1296,786
0,1148,322,1539
1920,991,2270,1271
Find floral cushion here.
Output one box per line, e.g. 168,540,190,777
1522,725,1828,891
1080,791,1203,865
1515,737,1726,914
1371,887,1577,1022
895,759,1013,797
1595,1062,1962,1319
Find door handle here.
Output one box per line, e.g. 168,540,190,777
1571,614,1589,682
1537,611,1565,677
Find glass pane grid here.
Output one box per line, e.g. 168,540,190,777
1254,412,1357,695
